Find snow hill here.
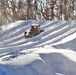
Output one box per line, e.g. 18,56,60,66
0,20,76,75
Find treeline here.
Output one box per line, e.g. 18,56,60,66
0,0,76,25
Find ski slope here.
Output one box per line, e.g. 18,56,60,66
0,20,76,75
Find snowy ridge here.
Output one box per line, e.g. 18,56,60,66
0,20,76,75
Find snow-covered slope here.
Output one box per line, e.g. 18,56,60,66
0,20,76,75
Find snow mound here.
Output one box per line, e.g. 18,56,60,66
0,20,76,75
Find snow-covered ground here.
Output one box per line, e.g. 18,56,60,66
0,20,76,75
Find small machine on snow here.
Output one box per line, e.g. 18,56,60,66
24,24,44,38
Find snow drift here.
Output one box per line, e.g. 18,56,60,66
0,20,76,75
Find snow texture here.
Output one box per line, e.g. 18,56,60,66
0,20,76,75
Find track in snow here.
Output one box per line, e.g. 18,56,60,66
0,20,76,54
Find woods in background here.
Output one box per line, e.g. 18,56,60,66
0,0,76,25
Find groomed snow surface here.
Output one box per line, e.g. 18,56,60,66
0,20,76,75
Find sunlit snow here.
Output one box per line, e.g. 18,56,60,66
0,20,76,75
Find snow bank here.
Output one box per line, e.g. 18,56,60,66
0,20,76,75
0,48,76,75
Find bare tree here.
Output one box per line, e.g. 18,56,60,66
0,0,76,26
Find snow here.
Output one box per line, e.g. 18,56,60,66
0,20,76,75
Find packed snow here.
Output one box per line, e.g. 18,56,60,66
0,20,76,75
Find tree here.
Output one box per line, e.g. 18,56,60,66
0,0,76,26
